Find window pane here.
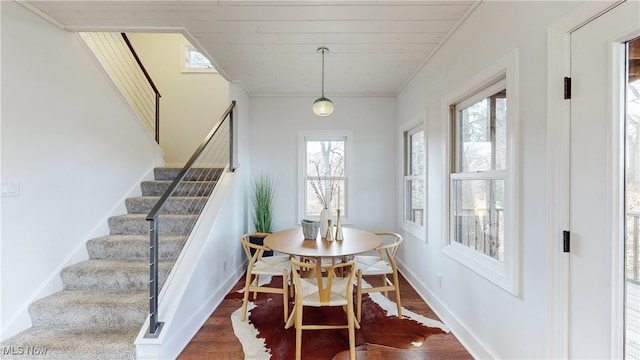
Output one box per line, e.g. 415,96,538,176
186,46,213,69
625,37,640,359
306,179,344,216
451,178,504,261
457,90,506,172
306,140,345,215
405,179,424,225
495,97,507,170
410,130,425,176
306,140,345,177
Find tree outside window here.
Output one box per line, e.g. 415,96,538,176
451,82,506,261
181,45,216,73
404,127,425,227
305,138,346,217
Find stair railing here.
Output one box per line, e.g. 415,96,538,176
121,33,162,143
79,32,161,143
144,100,236,337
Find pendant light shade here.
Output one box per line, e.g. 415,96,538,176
313,47,334,117
312,97,334,116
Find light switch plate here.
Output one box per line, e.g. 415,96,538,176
1,179,20,197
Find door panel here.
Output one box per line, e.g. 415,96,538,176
570,1,640,358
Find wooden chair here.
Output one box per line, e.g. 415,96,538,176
355,232,404,322
286,257,359,360
240,233,290,323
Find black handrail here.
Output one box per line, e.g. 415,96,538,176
144,100,236,337
121,33,162,143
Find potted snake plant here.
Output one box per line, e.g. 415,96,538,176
250,172,275,256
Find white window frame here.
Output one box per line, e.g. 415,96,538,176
399,112,427,240
441,50,520,295
298,130,353,224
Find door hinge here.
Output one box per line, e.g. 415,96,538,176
564,77,571,100
563,230,571,253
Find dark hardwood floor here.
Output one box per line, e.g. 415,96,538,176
178,272,473,360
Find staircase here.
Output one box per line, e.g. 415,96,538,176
1,167,220,359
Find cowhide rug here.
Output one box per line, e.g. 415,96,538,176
229,276,449,360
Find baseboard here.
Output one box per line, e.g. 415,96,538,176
396,259,494,359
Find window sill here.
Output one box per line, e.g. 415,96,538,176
442,242,518,295
400,221,425,242
180,68,218,74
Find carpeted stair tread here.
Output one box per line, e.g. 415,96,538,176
87,234,187,260
29,290,147,327
108,214,198,235
125,196,208,214
0,167,221,358
140,180,216,197
0,325,138,360
153,167,224,181
61,260,173,290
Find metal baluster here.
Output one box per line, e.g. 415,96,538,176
146,218,163,337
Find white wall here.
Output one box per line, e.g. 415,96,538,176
249,96,397,232
231,82,253,231
0,1,163,339
127,33,230,166
395,1,580,358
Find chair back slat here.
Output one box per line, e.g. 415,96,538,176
289,256,358,359
240,232,272,263
374,232,404,261
290,257,356,306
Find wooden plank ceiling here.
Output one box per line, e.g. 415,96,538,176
23,1,477,96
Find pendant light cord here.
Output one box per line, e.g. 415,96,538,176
318,47,328,98
321,48,325,97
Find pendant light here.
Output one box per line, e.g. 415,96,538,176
312,47,334,117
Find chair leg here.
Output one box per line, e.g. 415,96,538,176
253,275,260,300
356,270,363,323
392,271,402,318
295,302,303,360
241,273,253,321
381,275,389,297
284,307,296,329
347,300,356,360
282,270,289,323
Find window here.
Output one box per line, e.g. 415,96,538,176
299,132,350,221
402,123,426,238
624,36,640,357
181,45,216,73
442,50,519,294
451,82,506,261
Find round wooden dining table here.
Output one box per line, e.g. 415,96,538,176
264,227,381,258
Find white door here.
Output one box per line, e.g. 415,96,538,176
570,1,640,358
